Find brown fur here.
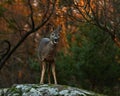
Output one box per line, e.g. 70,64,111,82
38,26,61,84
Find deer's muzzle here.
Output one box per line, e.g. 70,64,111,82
54,38,58,44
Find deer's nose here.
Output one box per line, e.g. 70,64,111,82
54,38,58,42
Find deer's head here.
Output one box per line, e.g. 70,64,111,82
50,25,62,44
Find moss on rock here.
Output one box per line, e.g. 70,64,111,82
0,84,105,96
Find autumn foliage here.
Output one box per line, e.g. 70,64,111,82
0,0,120,95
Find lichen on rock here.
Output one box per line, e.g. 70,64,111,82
0,84,105,96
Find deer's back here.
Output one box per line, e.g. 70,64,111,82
38,38,56,62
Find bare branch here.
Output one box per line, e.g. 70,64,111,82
28,0,35,29
0,40,11,62
74,2,90,22
35,0,56,31
0,0,56,70
72,0,120,46
41,0,50,22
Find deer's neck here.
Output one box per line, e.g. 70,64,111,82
49,41,57,47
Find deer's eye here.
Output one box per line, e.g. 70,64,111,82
51,33,55,36
57,34,59,37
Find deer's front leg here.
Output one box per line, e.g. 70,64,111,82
40,61,46,84
48,63,51,84
52,62,57,84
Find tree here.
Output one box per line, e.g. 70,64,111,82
0,0,56,69
56,23,120,95
78,23,120,95
69,0,120,47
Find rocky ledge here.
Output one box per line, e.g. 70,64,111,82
0,84,105,96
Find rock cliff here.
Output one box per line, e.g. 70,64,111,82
0,84,105,96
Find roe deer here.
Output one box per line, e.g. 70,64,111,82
38,25,61,84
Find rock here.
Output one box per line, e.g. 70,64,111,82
0,84,105,96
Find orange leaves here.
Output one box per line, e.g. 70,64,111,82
60,23,69,53
18,70,23,80
6,0,29,16
114,37,120,48
53,5,69,53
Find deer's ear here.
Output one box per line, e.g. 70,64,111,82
59,25,62,30
57,25,62,33
59,24,62,28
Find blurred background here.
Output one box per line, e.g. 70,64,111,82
0,0,120,96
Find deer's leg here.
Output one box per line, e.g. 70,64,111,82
40,61,46,84
48,63,51,84
51,61,57,84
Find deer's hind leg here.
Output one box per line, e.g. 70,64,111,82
40,61,46,84
51,61,57,84
48,63,51,84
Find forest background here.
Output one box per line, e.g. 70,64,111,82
0,0,120,96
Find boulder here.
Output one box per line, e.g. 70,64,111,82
0,84,105,96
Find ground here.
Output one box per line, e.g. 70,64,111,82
0,84,105,96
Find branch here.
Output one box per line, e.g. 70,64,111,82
28,0,35,29
41,0,50,22
35,0,56,31
73,0,120,48
0,0,56,70
0,40,11,62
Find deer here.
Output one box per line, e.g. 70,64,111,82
38,25,62,84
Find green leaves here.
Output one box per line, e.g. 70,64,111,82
4,0,15,4
0,5,6,17
56,23,120,95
